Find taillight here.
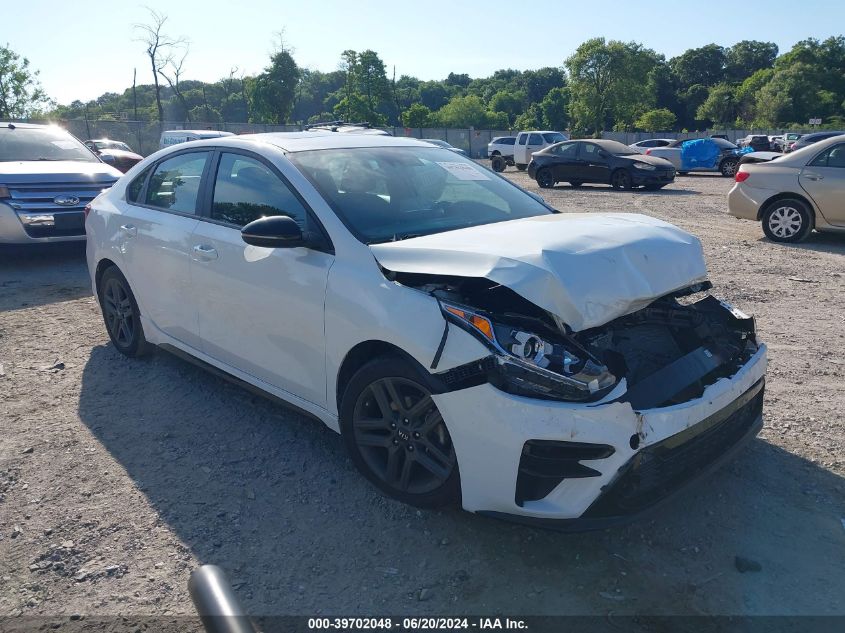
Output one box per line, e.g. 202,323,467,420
735,171,750,183
84,204,92,218
645,149,652,155
0,184,9,199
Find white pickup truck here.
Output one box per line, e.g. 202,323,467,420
513,130,568,170
645,137,743,177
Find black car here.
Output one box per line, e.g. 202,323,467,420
527,139,676,190
790,131,845,152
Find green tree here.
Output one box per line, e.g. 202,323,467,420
540,87,569,130
513,103,543,131
696,84,737,126
401,103,433,127
670,44,727,89
566,38,659,135
250,47,300,124
432,95,491,127
634,108,676,131
0,45,49,118
488,90,525,125
725,41,778,82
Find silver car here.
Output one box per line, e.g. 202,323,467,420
0,122,121,244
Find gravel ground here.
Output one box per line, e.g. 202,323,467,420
1,172,844,625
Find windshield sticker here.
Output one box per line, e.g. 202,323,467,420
436,161,490,181
51,140,79,150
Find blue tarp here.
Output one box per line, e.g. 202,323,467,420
680,139,720,170
680,139,752,170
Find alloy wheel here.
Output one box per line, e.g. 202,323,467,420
352,377,456,495
537,168,555,188
101,277,136,347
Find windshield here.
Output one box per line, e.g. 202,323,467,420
96,140,132,152
289,146,554,244
0,127,98,162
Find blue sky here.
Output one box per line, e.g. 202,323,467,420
8,0,845,105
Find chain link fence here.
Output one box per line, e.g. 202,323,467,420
22,119,514,158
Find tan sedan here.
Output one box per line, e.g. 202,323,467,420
728,134,845,242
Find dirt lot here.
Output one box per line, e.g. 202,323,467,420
1,172,844,625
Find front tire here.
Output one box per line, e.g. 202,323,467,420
610,169,632,190
340,357,461,508
762,199,813,243
491,155,507,172
643,184,666,191
536,168,555,189
516,163,527,171
98,266,151,357
569,180,583,188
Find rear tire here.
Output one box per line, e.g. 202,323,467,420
98,266,151,358
516,163,527,171
644,184,666,191
569,181,583,188
491,155,507,172
536,168,555,189
340,356,461,508
761,198,813,243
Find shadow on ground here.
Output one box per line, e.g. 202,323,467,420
0,243,90,311
77,344,845,617
756,231,845,256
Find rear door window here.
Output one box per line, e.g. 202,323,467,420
144,152,210,214
517,134,527,145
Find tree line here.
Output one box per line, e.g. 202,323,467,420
2,11,844,134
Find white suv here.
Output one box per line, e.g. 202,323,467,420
86,132,767,527
513,131,568,170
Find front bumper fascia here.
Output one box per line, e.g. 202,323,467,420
432,344,767,525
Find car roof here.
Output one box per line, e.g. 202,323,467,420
1,121,56,130
174,131,433,153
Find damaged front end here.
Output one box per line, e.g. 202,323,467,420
390,272,758,410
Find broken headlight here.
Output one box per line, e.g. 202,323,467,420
440,302,617,401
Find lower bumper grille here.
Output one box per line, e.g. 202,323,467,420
585,378,764,518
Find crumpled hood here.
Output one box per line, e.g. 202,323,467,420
370,213,708,332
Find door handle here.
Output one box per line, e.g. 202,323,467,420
119,224,137,238
803,174,824,181
192,244,218,261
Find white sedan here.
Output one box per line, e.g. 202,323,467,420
86,132,767,528
627,138,675,153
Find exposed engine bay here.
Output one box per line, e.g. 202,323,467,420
387,271,758,410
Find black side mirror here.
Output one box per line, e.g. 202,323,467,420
241,215,305,248
598,150,610,159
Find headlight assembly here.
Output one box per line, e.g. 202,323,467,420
633,162,657,170
440,302,617,401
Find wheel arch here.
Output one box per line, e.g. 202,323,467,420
335,340,435,412
758,192,817,225
94,258,120,294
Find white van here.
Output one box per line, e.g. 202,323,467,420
159,129,235,149
513,130,568,170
